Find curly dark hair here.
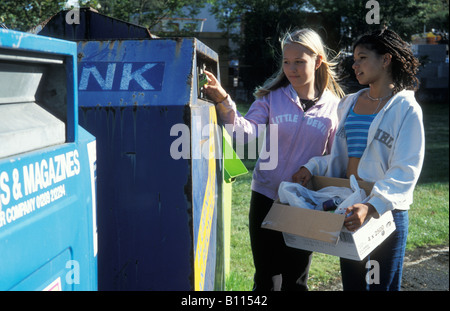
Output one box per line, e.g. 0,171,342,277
353,28,420,93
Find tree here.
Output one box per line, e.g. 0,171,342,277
0,0,207,34
0,0,66,31
97,0,206,33
210,0,340,92
211,0,448,93
309,0,449,46
412,0,449,33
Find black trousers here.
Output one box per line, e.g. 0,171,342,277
249,191,313,291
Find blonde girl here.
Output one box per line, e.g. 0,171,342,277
204,28,344,291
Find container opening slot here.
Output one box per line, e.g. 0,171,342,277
0,51,67,158
196,54,218,101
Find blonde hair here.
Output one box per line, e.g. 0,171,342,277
254,28,345,99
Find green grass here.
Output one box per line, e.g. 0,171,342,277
225,100,449,291
408,183,449,249
225,159,256,291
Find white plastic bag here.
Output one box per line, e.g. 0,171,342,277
278,181,354,211
334,175,368,215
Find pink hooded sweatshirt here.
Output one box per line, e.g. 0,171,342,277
216,85,340,200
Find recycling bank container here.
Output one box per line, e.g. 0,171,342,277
37,9,226,290
0,29,97,291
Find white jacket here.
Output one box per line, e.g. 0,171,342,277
303,88,425,216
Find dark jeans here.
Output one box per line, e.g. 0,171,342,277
340,209,409,291
249,191,312,291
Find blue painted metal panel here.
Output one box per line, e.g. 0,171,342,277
0,28,78,55
79,104,193,290
0,128,97,291
77,39,194,107
36,10,225,290
75,38,224,290
0,30,97,291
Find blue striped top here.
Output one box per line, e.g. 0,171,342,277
344,107,377,158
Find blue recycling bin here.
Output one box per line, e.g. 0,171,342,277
0,29,97,291
37,9,225,291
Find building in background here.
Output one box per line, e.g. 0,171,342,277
411,30,449,101
148,4,234,91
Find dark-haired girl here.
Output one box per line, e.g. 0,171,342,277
294,29,425,291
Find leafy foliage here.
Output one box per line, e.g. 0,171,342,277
209,0,449,94
98,0,206,31
0,0,66,31
0,0,206,33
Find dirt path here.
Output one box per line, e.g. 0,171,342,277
401,244,449,291
323,244,449,291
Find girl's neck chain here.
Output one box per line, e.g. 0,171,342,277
367,91,392,114
367,91,392,101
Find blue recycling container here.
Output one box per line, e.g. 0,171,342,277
0,29,97,291
37,9,225,291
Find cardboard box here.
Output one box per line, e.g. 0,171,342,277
261,176,396,261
